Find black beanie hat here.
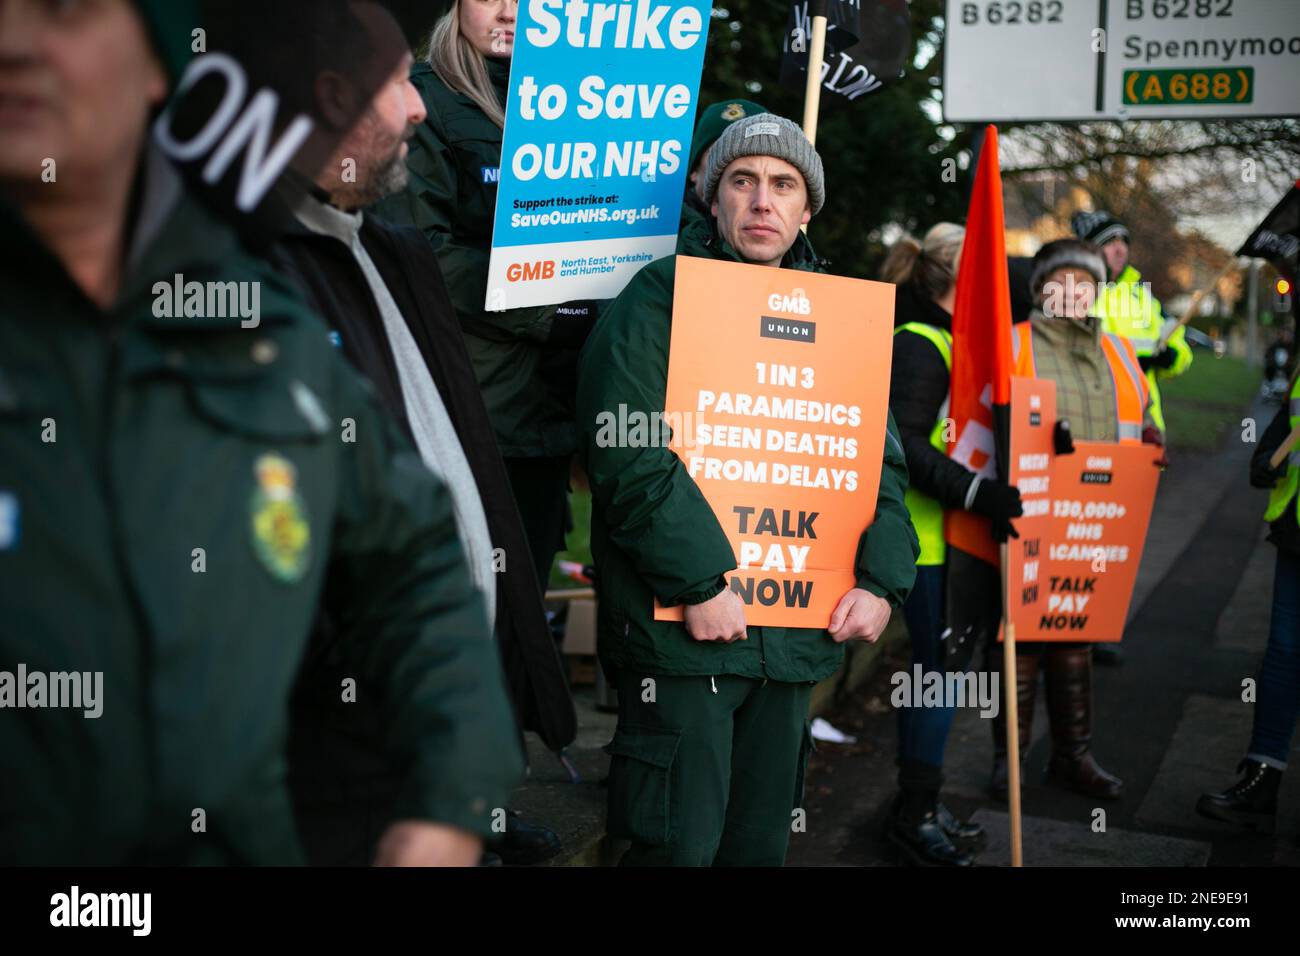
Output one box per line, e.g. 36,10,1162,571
1071,209,1130,247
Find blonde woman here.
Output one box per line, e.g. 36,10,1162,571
374,0,590,594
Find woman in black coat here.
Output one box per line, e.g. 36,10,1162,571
883,224,1024,866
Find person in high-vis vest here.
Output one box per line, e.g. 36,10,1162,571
996,238,1163,803
1196,392,1300,831
884,224,1023,865
1072,210,1193,436
1072,212,1182,670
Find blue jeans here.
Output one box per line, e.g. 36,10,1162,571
897,564,957,770
1247,549,1300,769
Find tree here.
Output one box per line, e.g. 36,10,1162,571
699,1,971,280
1001,120,1299,302
1002,120,1300,207
698,5,1300,283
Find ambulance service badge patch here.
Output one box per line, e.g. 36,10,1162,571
250,453,311,583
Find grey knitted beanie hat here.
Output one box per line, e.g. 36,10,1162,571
703,113,825,216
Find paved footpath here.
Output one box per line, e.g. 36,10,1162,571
787,398,1300,867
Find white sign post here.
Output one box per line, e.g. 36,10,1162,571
944,0,1300,122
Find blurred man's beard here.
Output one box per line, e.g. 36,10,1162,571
370,148,410,201
341,145,408,208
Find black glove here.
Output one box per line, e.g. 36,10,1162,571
1138,347,1178,372
547,300,599,347
971,478,1023,542
1142,425,1169,470
1251,453,1288,489
1053,419,1075,455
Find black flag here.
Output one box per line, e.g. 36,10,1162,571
1237,181,1300,285
780,0,912,106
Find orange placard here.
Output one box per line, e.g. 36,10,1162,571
1005,376,1161,642
653,255,895,628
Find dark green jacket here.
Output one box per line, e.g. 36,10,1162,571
576,219,918,683
371,61,574,459
679,187,711,232
0,168,523,865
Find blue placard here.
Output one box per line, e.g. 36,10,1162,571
486,0,713,310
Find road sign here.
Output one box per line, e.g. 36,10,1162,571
943,0,1299,122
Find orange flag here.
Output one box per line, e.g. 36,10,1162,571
945,124,1014,566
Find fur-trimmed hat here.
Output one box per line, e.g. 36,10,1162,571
1029,238,1106,302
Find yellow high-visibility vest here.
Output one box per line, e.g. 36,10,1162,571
1265,375,1300,525
1011,320,1150,444
1095,264,1193,433
894,322,951,566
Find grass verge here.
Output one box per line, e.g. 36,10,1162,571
1160,353,1258,453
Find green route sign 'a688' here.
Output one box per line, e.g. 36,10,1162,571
1122,66,1254,106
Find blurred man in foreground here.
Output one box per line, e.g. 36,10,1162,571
0,0,521,865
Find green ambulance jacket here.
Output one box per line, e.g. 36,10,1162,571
371,61,575,459
576,218,919,683
0,184,523,865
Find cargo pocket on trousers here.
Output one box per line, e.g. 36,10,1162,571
793,720,816,810
603,726,681,846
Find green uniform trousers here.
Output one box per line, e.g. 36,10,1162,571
606,670,814,866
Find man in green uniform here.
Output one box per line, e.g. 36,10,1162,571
0,0,521,865
577,114,918,866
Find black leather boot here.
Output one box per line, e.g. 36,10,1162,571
936,803,987,852
885,788,973,867
1043,645,1123,800
990,652,1041,802
1196,759,1282,832
888,761,974,865
498,810,563,865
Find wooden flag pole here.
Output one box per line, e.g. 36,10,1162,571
1264,342,1300,466
799,13,828,236
800,13,829,146
1158,257,1239,349
1269,423,1300,469
1000,541,1024,867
